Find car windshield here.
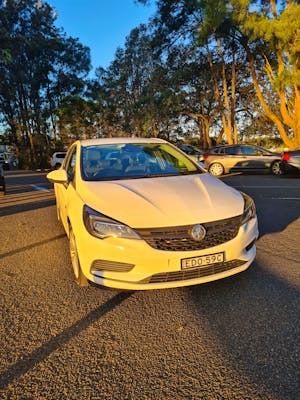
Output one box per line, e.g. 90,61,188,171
81,143,202,181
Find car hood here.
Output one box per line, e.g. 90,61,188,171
78,173,243,228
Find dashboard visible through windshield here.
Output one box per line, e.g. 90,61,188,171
81,143,202,181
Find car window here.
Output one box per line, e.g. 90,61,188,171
65,147,77,182
213,147,224,154
81,143,201,181
240,146,260,155
224,147,240,155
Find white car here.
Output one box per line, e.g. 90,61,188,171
0,152,18,170
51,152,66,169
47,138,258,290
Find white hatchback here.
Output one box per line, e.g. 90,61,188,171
47,138,258,290
50,152,66,169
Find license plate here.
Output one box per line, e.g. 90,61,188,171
181,252,224,270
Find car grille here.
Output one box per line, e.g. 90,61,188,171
91,260,134,273
136,215,242,252
142,259,245,284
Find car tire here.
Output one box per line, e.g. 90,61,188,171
271,160,283,175
208,162,224,177
69,228,89,287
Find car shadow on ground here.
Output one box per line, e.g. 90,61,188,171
185,172,300,398
0,196,55,217
187,262,300,400
255,199,300,237
221,173,300,237
0,171,54,217
0,234,66,260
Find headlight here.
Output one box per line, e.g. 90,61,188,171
83,205,141,240
241,192,256,225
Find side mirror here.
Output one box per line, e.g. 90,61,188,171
47,169,68,184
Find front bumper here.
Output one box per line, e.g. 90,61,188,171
75,216,259,290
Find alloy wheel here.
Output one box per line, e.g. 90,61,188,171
271,161,283,175
209,163,224,177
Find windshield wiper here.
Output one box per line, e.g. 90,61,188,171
87,171,201,182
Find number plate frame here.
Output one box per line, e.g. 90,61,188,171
181,252,225,270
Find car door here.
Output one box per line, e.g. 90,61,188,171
55,145,77,233
222,146,245,170
238,145,266,170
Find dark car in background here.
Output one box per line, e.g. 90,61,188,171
281,149,300,173
0,164,5,194
203,144,283,177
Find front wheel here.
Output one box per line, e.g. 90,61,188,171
271,161,283,176
69,228,89,287
208,162,224,177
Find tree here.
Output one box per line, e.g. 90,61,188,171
0,0,90,167
57,96,100,145
137,0,251,145
90,24,177,138
230,0,300,148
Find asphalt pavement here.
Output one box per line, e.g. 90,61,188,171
0,170,299,400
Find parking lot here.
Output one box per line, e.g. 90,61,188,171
0,171,299,400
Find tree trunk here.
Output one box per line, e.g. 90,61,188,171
242,40,296,149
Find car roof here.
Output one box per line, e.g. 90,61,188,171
79,137,167,147
210,144,256,148
208,143,265,150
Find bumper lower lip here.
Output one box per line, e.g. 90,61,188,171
91,255,255,290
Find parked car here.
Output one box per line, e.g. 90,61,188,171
47,138,258,290
203,144,283,176
0,152,18,170
0,164,5,194
51,152,66,169
281,149,300,173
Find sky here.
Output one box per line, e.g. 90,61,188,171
51,0,156,74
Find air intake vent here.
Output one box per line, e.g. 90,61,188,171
141,259,244,284
91,260,134,273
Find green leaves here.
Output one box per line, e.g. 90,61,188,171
0,0,91,167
